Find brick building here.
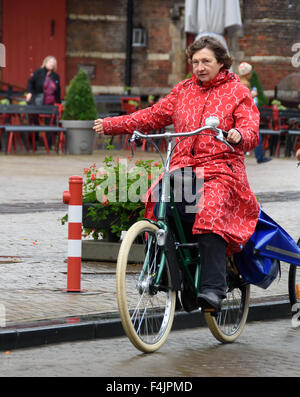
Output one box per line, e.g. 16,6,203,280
1,0,300,104
238,0,300,104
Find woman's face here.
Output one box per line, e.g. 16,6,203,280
45,58,56,71
192,48,224,82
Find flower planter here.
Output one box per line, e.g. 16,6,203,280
61,69,98,155
81,240,144,262
77,157,162,262
81,203,144,262
82,202,120,242
61,120,95,155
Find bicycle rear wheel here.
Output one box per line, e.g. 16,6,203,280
116,220,176,353
288,238,300,311
205,263,250,343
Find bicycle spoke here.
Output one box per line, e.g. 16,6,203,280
205,271,250,343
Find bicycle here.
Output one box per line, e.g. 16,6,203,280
116,117,251,353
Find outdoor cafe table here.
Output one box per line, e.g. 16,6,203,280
0,104,66,154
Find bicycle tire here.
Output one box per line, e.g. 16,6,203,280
204,267,250,343
116,220,176,353
288,238,300,310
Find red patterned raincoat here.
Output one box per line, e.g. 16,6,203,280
103,70,260,255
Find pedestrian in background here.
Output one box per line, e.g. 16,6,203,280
238,62,271,164
26,56,60,106
26,55,60,106
26,56,61,149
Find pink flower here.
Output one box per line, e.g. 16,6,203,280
101,195,109,206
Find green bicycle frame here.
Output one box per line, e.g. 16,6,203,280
139,135,202,294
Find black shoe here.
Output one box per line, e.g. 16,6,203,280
257,157,272,164
197,290,222,311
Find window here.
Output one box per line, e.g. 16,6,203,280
132,28,147,47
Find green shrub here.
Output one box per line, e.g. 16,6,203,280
62,69,98,120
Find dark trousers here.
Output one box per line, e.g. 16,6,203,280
254,133,265,162
197,233,227,298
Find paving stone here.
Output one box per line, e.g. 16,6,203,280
0,151,299,327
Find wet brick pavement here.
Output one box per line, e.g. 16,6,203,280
0,150,299,347
1,318,300,377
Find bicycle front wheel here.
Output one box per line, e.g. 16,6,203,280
116,220,176,353
288,238,300,311
205,269,250,343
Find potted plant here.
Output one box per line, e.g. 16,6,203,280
61,157,162,239
61,155,162,261
81,156,162,241
61,69,98,154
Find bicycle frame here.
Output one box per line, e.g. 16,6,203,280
156,169,201,293
132,118,230,295
137,135,199,293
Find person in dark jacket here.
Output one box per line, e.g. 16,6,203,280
26,56,61,105
26,56,61,149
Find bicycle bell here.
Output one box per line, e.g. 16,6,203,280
205,116,219,128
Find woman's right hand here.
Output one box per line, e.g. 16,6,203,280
93,119,104,135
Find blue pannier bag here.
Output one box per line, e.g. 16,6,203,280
234,209,300,289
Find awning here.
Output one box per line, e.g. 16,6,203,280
184,0,242,49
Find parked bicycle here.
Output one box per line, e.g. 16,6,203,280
116,117,300,353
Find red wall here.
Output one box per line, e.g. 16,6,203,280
2,0,66,95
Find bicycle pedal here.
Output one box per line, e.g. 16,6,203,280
203,307,216,313
203,307,219,317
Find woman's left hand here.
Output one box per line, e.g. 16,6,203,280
226,129,242,144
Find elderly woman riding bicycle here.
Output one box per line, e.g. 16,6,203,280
93,35,260,311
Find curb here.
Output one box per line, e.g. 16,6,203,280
0,299,291,351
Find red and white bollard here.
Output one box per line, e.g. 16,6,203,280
63,175,83,292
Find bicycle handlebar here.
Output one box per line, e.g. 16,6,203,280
130,116,233,152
